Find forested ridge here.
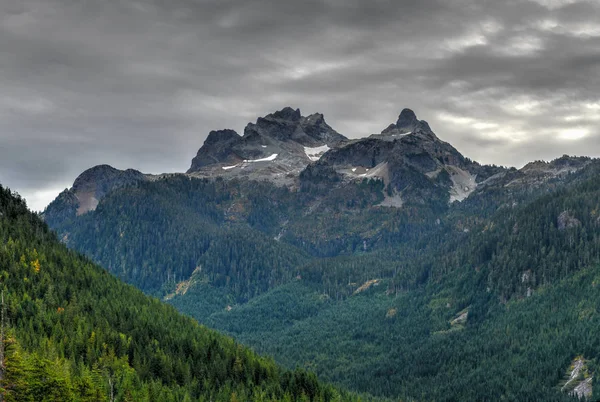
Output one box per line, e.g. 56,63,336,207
42,159,600,400
203,167,600,400
0,184,369,401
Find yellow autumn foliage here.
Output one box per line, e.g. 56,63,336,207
32,259,41,273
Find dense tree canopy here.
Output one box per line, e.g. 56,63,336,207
0,185,368,401
42,161,600,400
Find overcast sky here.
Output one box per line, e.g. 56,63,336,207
1,0,600,211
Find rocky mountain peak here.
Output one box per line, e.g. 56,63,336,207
187,107,347,179
243,107,308,142
72,164,120,191
381,108,432,135
72,165,147,210
304,112,325,125
44,165,150,220
269,107,302,122
204,129,241,145
397,108,418,126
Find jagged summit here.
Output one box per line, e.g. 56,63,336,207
242,107,345,145
396,108,430,131
268,106,302,121
381,108,432,136
204,129,241,145
186,106,498,204
305,107,508,206
186,107,347,179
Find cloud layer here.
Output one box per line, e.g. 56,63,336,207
1,0,599,210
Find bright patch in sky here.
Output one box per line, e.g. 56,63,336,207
473,122,499,130
498,35,544,56
444,32,488,51
559,128,588,140
438,112,498,130
281,61,346,81
512,100,541,114
585,103,600,110
22,187,66,212
528,0,579,9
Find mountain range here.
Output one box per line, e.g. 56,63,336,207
42,107,600,401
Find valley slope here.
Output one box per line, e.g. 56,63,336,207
0,185,366,401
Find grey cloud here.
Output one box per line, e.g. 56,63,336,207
1,0,600,210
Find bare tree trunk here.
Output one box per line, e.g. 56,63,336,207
108,376,114,402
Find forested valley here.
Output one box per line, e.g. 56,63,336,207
42,158,600,400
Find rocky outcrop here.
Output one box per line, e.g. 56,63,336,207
188,129,243,171
43,165,151,223
558,211,581,231
243,107,345,147
381,108,432,135
561,357,593,399
184,107,513,206
71,165,148,214
485,156,592,190
305,109,503,206
186,107,347,184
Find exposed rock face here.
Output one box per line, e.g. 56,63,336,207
521,157,589,178
558,211,581,231
188,129,243,171
561,357,593,399
381,108,432,135
184,107,541,207
304,109,504,206
186,107,347,184
499,156,592,188
71,165,148,215
468,155,593,205
243,107,345,147
450,309,469,326
43,165,151,222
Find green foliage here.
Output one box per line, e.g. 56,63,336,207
42,160,600,401
0,185,363,401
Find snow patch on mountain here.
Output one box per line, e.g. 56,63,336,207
304,145,330,162
243,154,278,163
